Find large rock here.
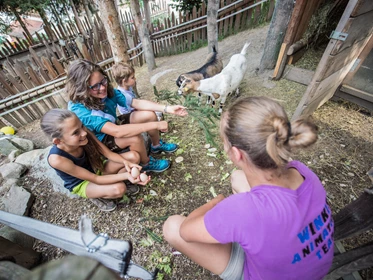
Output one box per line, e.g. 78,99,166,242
0,136,34,156
15,149,45,168
26,146,70,196
9,137,34,152
0,178,19,197
28,255,119,279
1,186,34,216
0,226,35,250
0,261,30,280
0,236,41,269
0,162,27,179
0,138,21,156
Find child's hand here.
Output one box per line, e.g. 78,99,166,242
123,160,142,173
157,121,169,133
137,174,151,186
168,105,188,116
126,173,151,185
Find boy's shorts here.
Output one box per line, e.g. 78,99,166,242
219,242,245,280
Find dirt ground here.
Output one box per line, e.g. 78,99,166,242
12,24,373,279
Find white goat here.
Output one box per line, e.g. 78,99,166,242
177,46,223,105
178,42,250,114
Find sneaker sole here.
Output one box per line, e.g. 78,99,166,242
151,147,178,154
89,199,117,212
100,206,117,212
143,163,171,173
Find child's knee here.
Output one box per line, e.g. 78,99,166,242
163,215,185,243
112,183,126,198
126,151,140,164
142,111,157,122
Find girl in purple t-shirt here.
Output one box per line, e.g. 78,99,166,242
163,96,334,280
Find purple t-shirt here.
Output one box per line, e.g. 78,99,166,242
204,161,334,280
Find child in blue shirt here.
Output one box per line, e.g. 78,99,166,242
112,62,175,152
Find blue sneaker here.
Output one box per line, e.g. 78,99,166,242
141,156,170,173
151,140,178,154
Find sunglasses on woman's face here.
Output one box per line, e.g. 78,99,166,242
88,77,108,91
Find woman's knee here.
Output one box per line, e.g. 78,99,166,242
163,215,185,243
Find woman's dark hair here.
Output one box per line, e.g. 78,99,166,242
40,109,104,171
66,59,114,110
221,96,318,169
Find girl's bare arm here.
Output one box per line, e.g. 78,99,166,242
48,154,130,185
101,121,168,138
179,194,225,243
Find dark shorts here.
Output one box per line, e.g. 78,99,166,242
102,134,127,153
117,113,132,125
102,113,132,153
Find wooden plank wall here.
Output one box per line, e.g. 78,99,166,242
292,0,373,119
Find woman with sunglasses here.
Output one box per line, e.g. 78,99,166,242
67,59,188,173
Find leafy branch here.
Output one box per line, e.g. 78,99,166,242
153,86,220,146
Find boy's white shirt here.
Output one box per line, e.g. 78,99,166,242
117,86,136,115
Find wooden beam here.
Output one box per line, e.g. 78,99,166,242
334,191,373,241
331,9,373,56
283,66,314,85
325,242,373,280
272,0,307,79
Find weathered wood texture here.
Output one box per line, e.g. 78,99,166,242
333,191,373,241
0,236,41,269
28,255,120,280
283,66,314,85
325,242,373,280
292,0,373,119
273,0,322,79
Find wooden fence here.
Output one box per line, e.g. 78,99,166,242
0,0,274,128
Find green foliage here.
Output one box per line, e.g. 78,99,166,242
169,0,206,13
145,227,163,243
154,87,220,146
149,250,172,280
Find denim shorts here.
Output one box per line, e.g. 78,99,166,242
219,242,245,280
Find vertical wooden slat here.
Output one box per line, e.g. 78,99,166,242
6,74,26,92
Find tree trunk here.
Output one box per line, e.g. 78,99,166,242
258,0,294,73
143,0,152,30
69,0,87,38
83,0,94,29
11,7,34,44
98,0,130,64
207,0,219,53
130,0,156,71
